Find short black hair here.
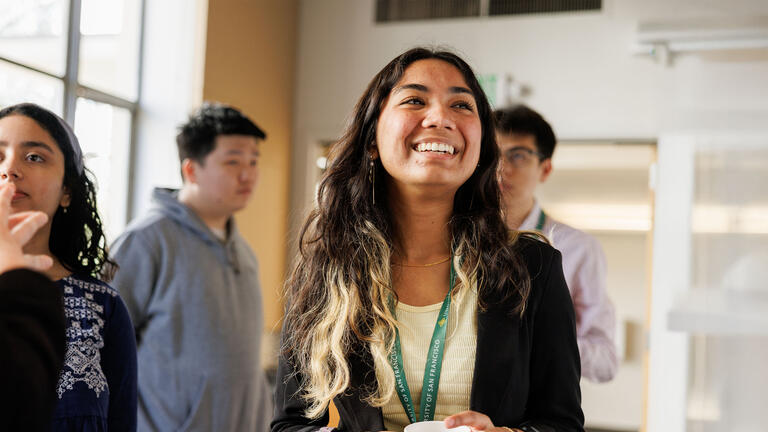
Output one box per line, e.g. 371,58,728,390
494,105,556,159
176,102,266,165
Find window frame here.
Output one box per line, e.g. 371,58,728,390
0,0,145,223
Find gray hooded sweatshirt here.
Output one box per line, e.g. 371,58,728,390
111,188,272,431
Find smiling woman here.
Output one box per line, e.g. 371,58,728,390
375,58,482,191
273,48,584,432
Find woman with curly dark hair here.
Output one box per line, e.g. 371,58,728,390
0,103,136,431
272,48,583,432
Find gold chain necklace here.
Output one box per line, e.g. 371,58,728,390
392,256,451,268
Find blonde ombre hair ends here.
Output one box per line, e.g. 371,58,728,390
282,47,534,419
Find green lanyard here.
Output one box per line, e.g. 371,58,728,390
535,210,547,231
388,261,456,423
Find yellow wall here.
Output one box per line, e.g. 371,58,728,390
202,0,297,333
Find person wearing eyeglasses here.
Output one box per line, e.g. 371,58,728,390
494,105,618,383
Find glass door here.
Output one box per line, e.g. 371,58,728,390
648,134,768,432
538,140,656,432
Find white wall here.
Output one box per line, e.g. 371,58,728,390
131,0,207,219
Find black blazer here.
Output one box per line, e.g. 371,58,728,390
0,269,66,431
273,238,584,432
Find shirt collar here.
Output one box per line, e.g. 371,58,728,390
518,199,542,231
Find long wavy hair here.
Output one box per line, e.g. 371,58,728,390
284,47,533,418
0,103,116,280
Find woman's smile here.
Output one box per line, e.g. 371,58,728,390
413,142,456,155
375,58,481,190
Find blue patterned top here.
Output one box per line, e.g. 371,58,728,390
52,274,137,432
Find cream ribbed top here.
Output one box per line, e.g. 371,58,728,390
380,288,478,432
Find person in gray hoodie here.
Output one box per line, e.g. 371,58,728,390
110,103,272,431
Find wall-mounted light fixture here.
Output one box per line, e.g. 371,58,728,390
632,17,768,65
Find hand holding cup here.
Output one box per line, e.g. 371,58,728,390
404,420,471,432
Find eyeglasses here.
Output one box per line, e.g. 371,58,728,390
502,146,545,167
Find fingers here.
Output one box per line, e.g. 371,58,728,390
0,183,53,273
444,410,494,430
0,183,49,247
8,211,42,229
0,183,14,229
0,183,53,274
23,254,54,272
10,211,49,247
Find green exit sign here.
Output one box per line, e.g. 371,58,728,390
478,74,498,107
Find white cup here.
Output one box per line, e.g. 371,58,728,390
403,420,471,432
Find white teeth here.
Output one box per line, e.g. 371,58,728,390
415,142,456,154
